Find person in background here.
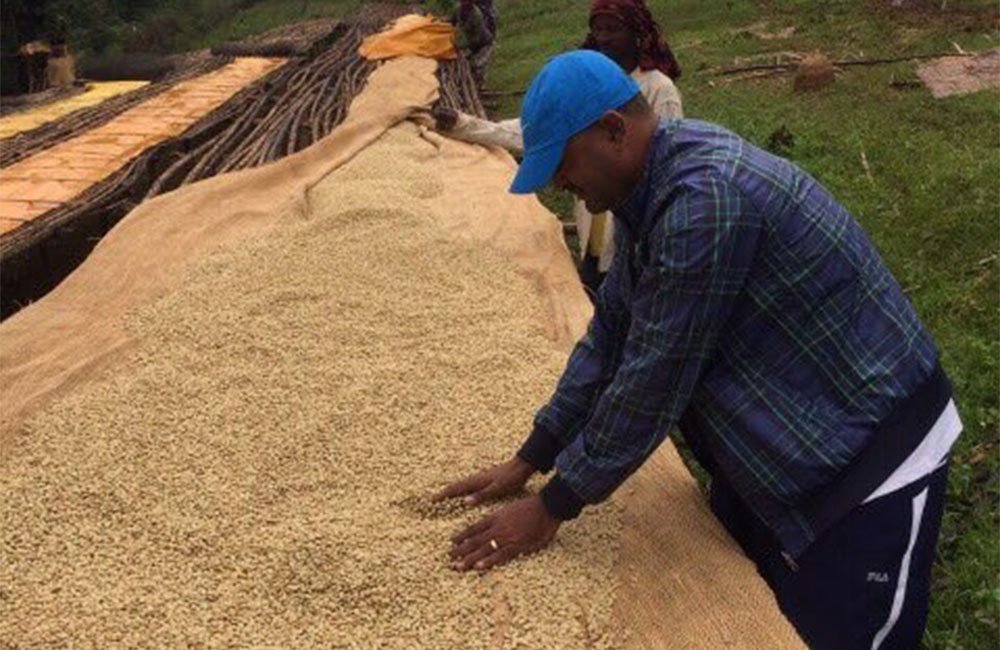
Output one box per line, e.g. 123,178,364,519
435,0,682,299
46,30,76,89
451,0,498,89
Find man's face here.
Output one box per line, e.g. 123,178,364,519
589,15,636,71
552,113,633,214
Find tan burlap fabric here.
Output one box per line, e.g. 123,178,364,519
0,55,802,648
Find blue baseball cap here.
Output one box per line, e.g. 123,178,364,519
510,50,640,194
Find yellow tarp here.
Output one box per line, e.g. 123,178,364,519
0,81,148,139
359,14,457,61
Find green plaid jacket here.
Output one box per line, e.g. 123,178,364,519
521,119,942,555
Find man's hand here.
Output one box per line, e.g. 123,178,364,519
432,105,459,132
449,495,560,572
433,456,534,506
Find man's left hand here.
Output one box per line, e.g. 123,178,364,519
449,495,560,572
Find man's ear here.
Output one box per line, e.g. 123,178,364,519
597,110,628,146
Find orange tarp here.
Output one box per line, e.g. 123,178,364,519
359,14,457,61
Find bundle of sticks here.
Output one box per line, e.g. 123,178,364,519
149,27,487,195
436,56,487,121
146,24,374,195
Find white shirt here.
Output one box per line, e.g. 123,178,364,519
865,399,962,503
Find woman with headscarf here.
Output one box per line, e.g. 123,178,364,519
434,0,682,298
583,0,681,117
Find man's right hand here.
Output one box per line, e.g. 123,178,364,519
432,456,535,506
432,105,459,132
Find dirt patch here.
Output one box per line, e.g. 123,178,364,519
917,47,1000,97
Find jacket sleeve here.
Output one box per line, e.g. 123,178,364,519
539,176,761,519
446,113,524,154
517,237,631,473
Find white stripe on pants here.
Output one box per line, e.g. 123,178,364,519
871,487,929,649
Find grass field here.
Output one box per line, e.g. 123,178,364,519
159,0,1000,646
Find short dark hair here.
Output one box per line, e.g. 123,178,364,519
617,92,651,116
583,92,651,136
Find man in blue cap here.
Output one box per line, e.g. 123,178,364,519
435,51,961,648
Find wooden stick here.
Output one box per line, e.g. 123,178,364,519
480,89,526,98
706,50,973,76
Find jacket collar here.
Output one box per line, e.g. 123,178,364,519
613,121,670,235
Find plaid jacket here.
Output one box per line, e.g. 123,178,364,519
519,120,947,556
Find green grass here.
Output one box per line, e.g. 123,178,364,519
98,0,998,645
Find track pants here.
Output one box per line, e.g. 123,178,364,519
710,462,950,649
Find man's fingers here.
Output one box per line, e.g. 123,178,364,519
433,474,488,502
474,544,518,573
449,529,495,561
452,538,497,572
464,482,501,506
450,516,493,546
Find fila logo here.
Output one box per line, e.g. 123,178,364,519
867,572,890,583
